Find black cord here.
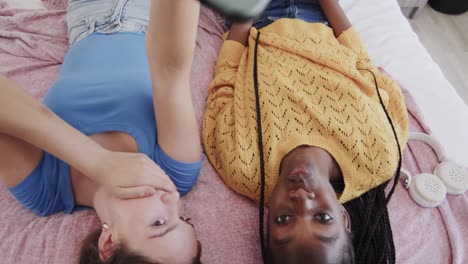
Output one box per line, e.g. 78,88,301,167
253,30,267,262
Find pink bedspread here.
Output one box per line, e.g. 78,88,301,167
0,1,466,263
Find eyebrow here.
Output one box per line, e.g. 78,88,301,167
182,217,195,228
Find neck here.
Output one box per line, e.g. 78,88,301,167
71,170,111,222
71,168,100,207
92,187,113,222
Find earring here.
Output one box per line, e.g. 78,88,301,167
310,191,316,199
102,223,109,231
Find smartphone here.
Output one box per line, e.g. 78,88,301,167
200,0,270,21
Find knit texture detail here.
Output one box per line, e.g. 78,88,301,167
203,19,409,204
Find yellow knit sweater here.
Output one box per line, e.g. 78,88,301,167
202,19,409,204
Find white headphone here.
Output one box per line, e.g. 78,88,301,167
400,132,468,208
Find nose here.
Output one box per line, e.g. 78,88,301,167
289,188,315,213
286,173,315,192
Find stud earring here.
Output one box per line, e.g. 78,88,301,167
102,223,109,231
310,191,316,199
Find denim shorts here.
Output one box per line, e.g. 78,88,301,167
226,0,329,29
67,0,150,45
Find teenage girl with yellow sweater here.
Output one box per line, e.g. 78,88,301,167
203,0,409,263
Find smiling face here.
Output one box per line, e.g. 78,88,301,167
99,189,199,263
268,146,351,264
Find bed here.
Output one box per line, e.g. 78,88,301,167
0,0,466,263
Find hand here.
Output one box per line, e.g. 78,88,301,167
89,150,177,199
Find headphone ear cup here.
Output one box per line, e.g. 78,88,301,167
434,161,468,195
407,173,447,208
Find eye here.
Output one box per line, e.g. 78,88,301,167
180,216,191,222
315,213,333,223
275,215,291,225
152,219,167,226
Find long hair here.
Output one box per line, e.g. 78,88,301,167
79,229,203,264
343,182,396,264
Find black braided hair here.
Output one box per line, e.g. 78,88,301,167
253,31,403,264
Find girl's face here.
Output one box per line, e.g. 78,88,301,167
101,189,199,263
268,146,350,263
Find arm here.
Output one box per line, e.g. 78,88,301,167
320,0,369,60
0,76,175,198
146,0,201,163
0,76,105,178
319,0,351,37
202,27,247,178
226,20,253,46
205,31,248,117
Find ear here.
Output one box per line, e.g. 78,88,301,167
98,229,115,262
340,204,351,232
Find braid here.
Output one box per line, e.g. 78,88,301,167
344,183,395,264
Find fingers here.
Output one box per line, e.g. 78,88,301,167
116,186,157,200
154,175,177,192
141,155,177,192
113,153,177,196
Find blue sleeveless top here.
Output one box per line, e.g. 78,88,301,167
44,32,201,195
9,32,201,216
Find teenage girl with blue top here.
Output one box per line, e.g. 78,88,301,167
0,0,202,263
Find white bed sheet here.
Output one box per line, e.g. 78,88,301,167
7,0,468,167
340,0,468,166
